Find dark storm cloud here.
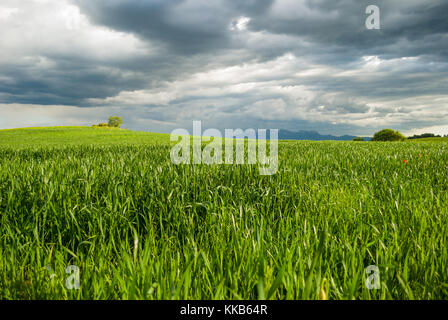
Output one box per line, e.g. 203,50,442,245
74,0,448,63
247,0,448,60
73,0,274,55
0,59,146,106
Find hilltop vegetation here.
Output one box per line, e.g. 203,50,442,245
0,127,168,148
408,133,445,140
0,127,447,299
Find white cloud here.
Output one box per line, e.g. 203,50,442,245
230,16,251,31
0,6,18,20
0,0,151,65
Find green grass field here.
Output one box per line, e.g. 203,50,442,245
1,127,447,299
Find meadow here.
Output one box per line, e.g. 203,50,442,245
0,127,447,299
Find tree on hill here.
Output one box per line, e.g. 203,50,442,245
108,116,123,128
371,129,406,141
353,137,364,141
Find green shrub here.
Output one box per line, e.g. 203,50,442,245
371,129,406,141
353,137,364,141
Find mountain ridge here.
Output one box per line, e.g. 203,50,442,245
278,129,370,141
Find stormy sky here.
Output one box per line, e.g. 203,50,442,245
0,0,447,136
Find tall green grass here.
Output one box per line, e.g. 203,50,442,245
0,127,447,299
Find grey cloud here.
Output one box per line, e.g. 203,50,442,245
73,0,274,55
1,0,447,136
248,0,448,60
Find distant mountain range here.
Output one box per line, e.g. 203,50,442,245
278,129,371,141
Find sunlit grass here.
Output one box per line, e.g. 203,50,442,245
0,127,447,299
